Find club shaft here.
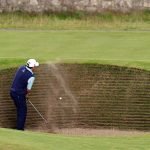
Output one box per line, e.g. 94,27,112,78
27,99,47,124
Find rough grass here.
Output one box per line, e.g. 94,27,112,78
0,10,150,30
0,128,149,150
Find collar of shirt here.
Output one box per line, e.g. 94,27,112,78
26,66,33,74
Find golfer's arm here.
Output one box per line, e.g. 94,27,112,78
27,77,35,93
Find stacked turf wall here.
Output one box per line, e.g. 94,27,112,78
0,0,150,13
0,64,150,131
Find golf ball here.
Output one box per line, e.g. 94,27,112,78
59,97,62,100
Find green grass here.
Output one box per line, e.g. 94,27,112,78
0,30,150,70
0,11,150,30
0,12,150,150
0,128,149,150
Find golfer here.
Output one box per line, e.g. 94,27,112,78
10,59,39,130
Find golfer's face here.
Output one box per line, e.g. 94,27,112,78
32,67,35,72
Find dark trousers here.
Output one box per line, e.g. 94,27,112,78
10,91,27,130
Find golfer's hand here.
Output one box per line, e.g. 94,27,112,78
26,96,29,101
26,93,30,100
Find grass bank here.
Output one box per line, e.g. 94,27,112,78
0,30,150,70
0,10,150,30
0,128,149,150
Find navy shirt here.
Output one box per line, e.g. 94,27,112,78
11,66,34,95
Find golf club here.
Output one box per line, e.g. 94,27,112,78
26,98,48,124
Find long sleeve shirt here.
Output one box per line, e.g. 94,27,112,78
26,67,35,90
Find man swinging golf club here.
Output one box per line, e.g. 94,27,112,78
10,59,39,130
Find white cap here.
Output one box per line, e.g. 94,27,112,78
26,59,39,68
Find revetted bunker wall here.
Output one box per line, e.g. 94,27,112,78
0,64,150,131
